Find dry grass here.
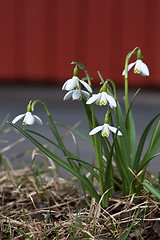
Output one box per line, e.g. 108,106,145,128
0,163,160,240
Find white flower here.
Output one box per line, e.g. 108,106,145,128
89,123,122,137
12,112,42,125
86,92,116,108
62,76,92,93
63,89,90,100
122,60,149,76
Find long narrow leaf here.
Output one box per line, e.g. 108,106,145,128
125,89,140,165
114,101,132,167
142,181,160,200
125,88,140,125
126,110,136,165
8,122,100,202
26,129,100,180
113,137,132,193
67,157,102,173
138,151,160,172
134,113,160,171
121,208,140,240
27,128,78,171
138,120,160,172
55,122,93,145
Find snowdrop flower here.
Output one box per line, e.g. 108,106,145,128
62,76,92,93
86,81,116,108
89,123,122,137
62,76,80,91
122,49,149,77
86,92,116,108
134,60,149,76
12,112,42,125
122,59,149,76
63,89,90,100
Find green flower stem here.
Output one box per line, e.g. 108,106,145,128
85,70,92,87
83,68,106,206
125,76,129,113
32,100,78,171
83,101,105,202
124,47,139,114
91,104,105,203
104,147,114,207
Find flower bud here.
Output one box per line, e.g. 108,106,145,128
73,65,78,77
104,110,111,124
137,48,142,60
100,81,107,93
27,100,33,112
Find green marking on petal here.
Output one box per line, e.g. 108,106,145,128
102,132,109,137
100,100,106,106
135,68,140,74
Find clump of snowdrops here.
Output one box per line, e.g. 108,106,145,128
9,47,160,208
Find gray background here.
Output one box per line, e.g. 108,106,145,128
0,84,160,177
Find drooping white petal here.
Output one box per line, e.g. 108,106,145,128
65,79,77,91
23,112,34,125
81,90,90,99
134,60,141,74
86,93,101,105
108,125,122,136
33,115,43,125
134,60,149,76
79,80,92,93
99,92,108,105
106,94,117,108
62,80,69,90
72,90,81,100
12,114,25,124
122,62,136,76
89,125,103,135
140,61,149,76
62,76,80,91
66,76,80,90
63,90,74,100
101,124,110,137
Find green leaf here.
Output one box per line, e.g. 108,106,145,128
134,113,160,171
120,208,140,240
138,120,160,172
110,104,135,193
26,129,100,180
115,101,132,167
126,110,136,164
16,228,35,240
55,122,93,145
138,152,160,172
125,88,140,125
8,122,100,202
71,61,86,71
67,157,103,180
97,71,105,84
125,89,140,162
142,181,160,200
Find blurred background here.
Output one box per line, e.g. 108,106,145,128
0,0,160,87
0,0,160,175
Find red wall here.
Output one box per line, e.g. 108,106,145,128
0,0,160,88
